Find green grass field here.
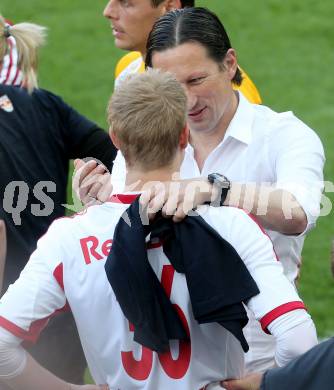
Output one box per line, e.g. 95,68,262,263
2,0,334,339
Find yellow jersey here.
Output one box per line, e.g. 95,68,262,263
115,51,262,104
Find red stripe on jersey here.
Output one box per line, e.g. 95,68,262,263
260,301,306,334
0,301,70,344
108,193,140,204
53,263,64,290
147,241,162,249
52,263,71,311
0,316,49,343
238,208,279,261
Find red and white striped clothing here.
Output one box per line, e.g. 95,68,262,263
0,194,315,389
0,25,24,87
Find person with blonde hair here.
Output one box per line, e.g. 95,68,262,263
0,15,116,387
0,15,46,92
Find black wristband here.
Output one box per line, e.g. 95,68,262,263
207,173,230,206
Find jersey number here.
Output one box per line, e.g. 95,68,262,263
121,265,191,380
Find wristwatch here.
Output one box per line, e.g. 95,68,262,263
207,173,231,206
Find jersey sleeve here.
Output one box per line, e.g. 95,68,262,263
271,114,325,235
200,206,306,333
114,52,145,89
233,67,262,104
0,220,68,343
115,52,142,79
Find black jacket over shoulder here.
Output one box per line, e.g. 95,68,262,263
105,197,260,353
0,85,117,289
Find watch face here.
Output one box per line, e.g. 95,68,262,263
208,173,230,188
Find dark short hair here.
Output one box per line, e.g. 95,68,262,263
151,0,195,7
181,0,195,6
145,7,242,85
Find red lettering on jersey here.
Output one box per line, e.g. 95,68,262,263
158,265,191,379
121,264,191,381
102,239,113,256
80,236,103,265
121,322,153,381
160,264,174,298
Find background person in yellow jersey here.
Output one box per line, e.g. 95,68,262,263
105,0,261,104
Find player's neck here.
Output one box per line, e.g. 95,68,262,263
124,165,180,192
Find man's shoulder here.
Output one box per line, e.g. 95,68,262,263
56,202,122,225
250,103,317,143
0,84,31,104
196,206,271,256
39,203,126,260
114,52,145,87
197,205,259,236
115,51,143,78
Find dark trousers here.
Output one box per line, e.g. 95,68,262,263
2,311,86,389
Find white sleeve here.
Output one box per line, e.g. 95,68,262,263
267,309,318,367
0,327,27,379
271,114,325,235
0,221,67,345
111,150,127,194
201,207,312,329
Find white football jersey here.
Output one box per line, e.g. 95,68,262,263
0,194,305,389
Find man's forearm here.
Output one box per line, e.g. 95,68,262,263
225,183,307,234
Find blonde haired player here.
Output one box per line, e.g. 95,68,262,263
0,70,317,390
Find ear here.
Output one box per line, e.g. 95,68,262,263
164,0,182,12
109,128,120,150
223,48,238,81
179,124,189,149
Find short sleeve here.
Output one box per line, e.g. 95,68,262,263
200,206,305,331
0,221,67,343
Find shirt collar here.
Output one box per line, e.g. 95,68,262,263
186,91,254,156
108,192,141,204
223,91,254,146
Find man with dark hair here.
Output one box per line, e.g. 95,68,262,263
104,0,261,103
109,7,325,375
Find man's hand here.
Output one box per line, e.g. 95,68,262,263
73,159,112,206
222,373,263,390
140,178,216,222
